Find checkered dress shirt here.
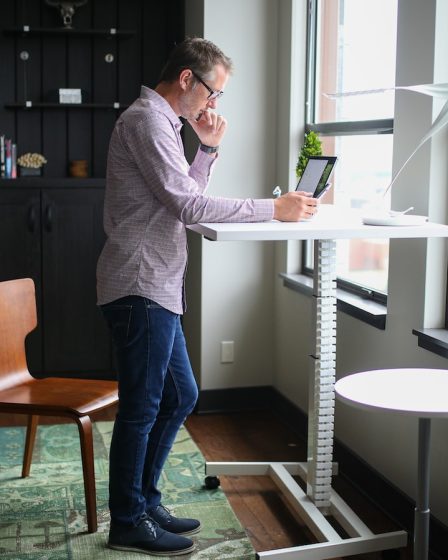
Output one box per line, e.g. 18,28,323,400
97,87,274,313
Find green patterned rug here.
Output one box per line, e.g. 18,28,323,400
0,421,254,559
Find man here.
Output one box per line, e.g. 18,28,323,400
97,37,318,556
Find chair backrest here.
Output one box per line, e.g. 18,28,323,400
0,278,37,390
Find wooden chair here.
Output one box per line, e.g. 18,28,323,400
0,278,118,533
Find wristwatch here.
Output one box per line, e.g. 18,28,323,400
200,143,219,154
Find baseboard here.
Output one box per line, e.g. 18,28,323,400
196,385,448,560
195,385,273,414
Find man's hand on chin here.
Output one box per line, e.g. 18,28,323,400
188,109,227,148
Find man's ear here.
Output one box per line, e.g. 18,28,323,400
179,68,192,92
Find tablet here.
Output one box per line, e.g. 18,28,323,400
295,155,337,198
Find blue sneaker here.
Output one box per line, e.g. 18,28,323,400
108,514,195,556
148,504,201,536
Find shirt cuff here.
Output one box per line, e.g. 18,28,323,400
194,146,219,169
253,199,275,221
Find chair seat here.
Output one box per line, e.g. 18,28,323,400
0,377,118,416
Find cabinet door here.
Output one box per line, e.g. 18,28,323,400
0,189,43,372
42,188,112,375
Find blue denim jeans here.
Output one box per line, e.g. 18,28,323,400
101,295,198,526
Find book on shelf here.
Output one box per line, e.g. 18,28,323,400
11,143,17,179
0,136,18,179
0,135,5,178
5,138,12,178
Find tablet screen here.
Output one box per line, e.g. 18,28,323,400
296,156,337,198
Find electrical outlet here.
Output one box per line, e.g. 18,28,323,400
220,341,234,363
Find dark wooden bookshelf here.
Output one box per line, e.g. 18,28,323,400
0,0,185,178
0,0,185,380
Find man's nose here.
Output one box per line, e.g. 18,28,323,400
207,98,218,109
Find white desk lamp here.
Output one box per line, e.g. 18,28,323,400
326,83,448,225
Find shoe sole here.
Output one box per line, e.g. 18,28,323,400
177,523,202,536
108,543,196,556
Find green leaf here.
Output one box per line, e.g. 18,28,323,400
296,131,322,178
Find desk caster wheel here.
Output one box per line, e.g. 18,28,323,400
204,475,220,489
381,550,401,560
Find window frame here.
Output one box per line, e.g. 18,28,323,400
302,0,396,304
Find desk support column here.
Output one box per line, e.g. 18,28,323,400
307,239,337,509
414,417,431,560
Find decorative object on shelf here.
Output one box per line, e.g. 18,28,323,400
69,159,88,178
17,153,47,177
45,0,88,29
19,167,41,177
296,130,322,179
59,88,82,103
47,88,83,104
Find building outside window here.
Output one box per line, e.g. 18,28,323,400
304,0,398,300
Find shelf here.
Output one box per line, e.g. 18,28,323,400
0,177,105,188
3,27,136,37
5,102,129,110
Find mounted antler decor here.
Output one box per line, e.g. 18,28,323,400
45,1,88,28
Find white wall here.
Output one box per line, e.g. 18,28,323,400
184,0,279,390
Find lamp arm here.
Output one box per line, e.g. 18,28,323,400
383,98,448,198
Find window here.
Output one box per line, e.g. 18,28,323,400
304,0,398,299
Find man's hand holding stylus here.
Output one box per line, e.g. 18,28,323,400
274,191,319,222
189,111,318,222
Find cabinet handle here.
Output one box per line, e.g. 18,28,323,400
44,204,53,232
27,205,37,232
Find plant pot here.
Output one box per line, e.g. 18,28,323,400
19,167,42,177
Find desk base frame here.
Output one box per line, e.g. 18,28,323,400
205,461,407,559
204,240,407,558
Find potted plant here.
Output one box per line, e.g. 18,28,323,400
296,131,322,179
17,152,47,176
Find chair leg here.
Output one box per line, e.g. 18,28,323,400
22,415,39,478
76,415,98,533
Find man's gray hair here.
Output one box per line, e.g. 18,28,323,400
159,37,233,83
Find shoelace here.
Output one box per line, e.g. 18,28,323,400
140,514,159,539
157,504,172,521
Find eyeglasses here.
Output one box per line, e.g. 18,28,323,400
191,70,224,101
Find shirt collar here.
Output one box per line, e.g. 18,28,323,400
139,86,183,131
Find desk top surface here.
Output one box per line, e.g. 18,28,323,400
188,205,448,242
335,369,448,417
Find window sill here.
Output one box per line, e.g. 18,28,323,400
412,328,448,359
280,273,386,330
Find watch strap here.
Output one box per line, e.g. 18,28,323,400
200,143,219,154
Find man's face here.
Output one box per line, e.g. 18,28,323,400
179,64,229,121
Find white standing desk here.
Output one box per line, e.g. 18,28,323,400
335,368,448,560
188,205,448,559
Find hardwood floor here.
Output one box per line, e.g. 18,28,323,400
186,410,412,560
0,406,413,559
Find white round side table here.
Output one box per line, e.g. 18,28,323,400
335,368,448,560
